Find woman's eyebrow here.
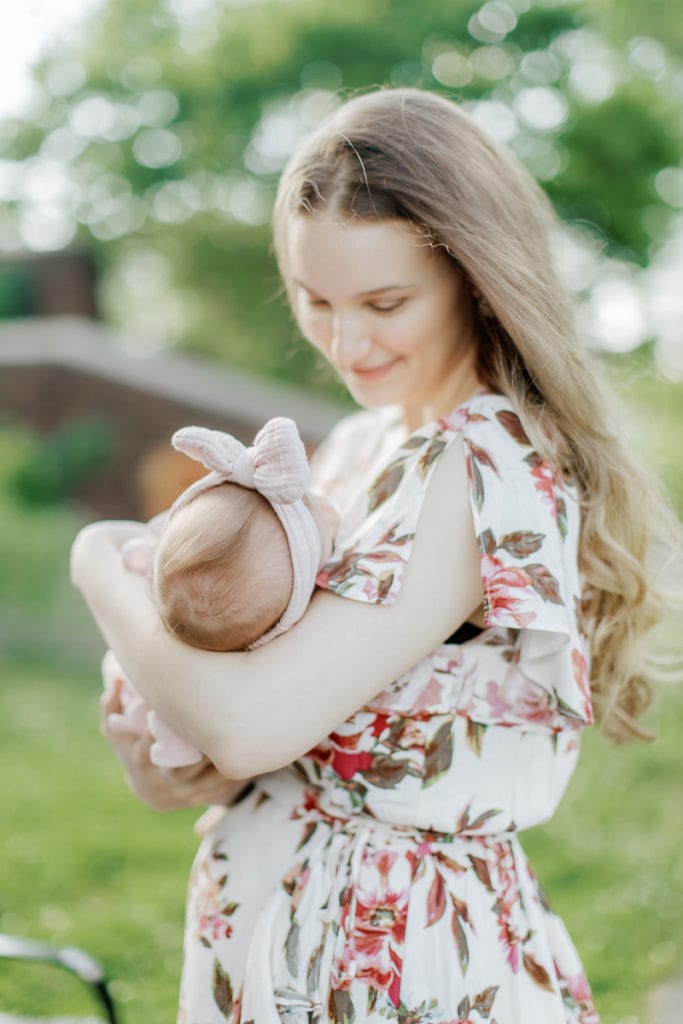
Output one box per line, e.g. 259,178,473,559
358,283,414,296
293,279,414,296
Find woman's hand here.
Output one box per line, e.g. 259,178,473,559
101,675,250,812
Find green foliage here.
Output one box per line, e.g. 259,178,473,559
587,0,683,58
605,348,683,515
1,0,681,386
0,267,33,318
8,418,114,508
550,83,682,264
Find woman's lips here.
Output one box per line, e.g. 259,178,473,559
350,359,399,381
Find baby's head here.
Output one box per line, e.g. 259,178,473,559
153,484,293,650
151,419,336,652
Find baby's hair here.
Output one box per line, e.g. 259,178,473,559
153,484,293,651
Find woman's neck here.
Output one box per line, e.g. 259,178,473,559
400,363,484,435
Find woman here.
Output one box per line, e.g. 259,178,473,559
71,88,668,1023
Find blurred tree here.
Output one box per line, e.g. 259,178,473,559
588,0,683,58
0,0,681,390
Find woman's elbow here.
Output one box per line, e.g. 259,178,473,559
207,730,294,780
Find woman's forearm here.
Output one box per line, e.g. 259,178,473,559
72,442,484,780
71,521,257,776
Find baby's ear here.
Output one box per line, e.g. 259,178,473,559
172,426,242,474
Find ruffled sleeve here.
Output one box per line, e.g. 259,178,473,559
315,416,454,606
459,396,593,727
315,394,593,727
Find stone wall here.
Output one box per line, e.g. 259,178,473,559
0,317,348,519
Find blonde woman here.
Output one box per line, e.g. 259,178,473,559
71,88,671,1023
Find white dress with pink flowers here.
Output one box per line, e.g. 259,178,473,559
178,391,600,1024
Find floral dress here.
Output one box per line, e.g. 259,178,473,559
178,391,600,1024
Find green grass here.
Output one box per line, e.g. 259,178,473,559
525,677,683,1023
0,362,681,1023
0,652,199,1022
2,650,682,1023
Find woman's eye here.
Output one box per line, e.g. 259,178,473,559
308,298,330,310
369,299,405,313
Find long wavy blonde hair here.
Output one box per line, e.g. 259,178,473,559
273,87,679,741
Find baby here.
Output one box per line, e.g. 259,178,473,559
104,417,336,767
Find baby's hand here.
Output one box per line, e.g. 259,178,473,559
101,679,249,811
120,509,169,575
121,537,155,575
71,520,144,590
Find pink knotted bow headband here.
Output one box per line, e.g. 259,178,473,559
167,417,321,646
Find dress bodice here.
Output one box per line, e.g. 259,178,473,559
181,392,600,1024
298,392,592,836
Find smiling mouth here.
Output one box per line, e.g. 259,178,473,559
350,360,398,380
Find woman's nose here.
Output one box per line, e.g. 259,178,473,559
329,313,371,367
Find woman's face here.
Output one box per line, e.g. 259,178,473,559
287,213,481,429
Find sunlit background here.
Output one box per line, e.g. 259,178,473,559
0,0,682,377
0,3,682,1023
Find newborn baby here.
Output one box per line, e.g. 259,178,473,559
104,417,337,767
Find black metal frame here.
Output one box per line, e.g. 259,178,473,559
0,934,118,1024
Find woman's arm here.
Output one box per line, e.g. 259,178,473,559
71,440,483,779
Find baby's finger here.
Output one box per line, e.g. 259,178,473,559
100,680,123,718
106,712,146,736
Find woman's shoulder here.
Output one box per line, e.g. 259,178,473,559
309,405,401,501
435,389,533,446
315,405,399,453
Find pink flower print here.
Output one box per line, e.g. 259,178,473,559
480,553,537,628
414,674,448,710
290,786,337,827
485,680,512,719
491,843,522,972
329,727,366,751
370,712,391,738
571,646,594,725
567,971,592,1002
326,726,375,780
557,965,600,1024
498,909,520,973
342,887,407,1006
332,749,374,780
371,847,399,882
302,787,323,814
306,741,335,769
438,407,468,432
197,910,235,944
528,459,557,517
334,847,410,1008
512,681,557,727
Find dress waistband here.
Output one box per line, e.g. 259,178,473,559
255,770,516,846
